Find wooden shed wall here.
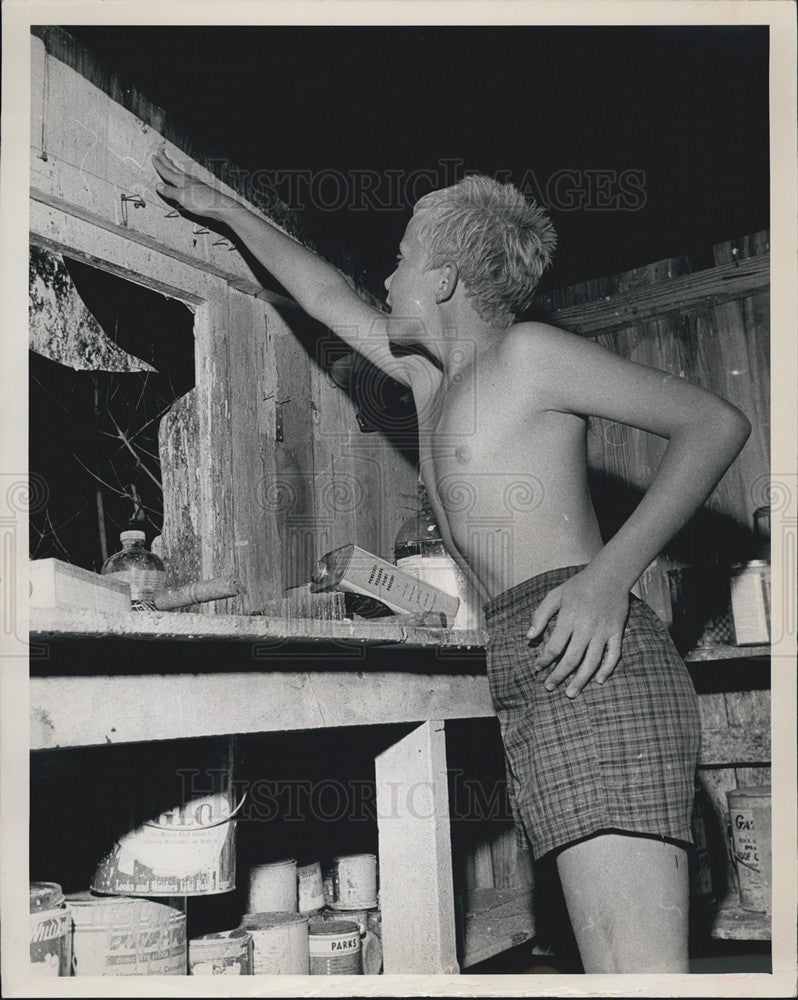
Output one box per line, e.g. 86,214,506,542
535,233,770,621
29,32,417,614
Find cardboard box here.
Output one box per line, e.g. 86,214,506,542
30,558,132,612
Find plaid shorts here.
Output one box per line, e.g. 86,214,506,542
484,565,701,859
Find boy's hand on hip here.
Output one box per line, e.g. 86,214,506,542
526,569,630,697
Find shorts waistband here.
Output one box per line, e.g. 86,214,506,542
482,564,587,627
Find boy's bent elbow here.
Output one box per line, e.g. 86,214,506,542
717,402,752,453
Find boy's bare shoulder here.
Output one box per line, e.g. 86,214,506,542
499,320,594,373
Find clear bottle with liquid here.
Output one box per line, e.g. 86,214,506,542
393,484,482,628
101,530,167,610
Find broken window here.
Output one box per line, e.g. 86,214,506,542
29,246,195,571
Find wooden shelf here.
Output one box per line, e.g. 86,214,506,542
29,607,486,650
460,888,535,969
684,644,770,663
28,610,772,665
710,899,771,941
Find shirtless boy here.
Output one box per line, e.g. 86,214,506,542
153,149,751,973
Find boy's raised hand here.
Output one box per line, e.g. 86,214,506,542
152,147,232,221
526,568,630,698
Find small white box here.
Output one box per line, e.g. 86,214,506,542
30,558,131,612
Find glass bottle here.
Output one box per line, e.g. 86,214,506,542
393,482,482,628
101,530,167,610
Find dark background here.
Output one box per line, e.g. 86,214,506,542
64,25,770,297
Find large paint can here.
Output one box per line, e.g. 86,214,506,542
67,893,186,975
330,854,378,910
727,785,771,913
247,858,297,913
30,883,72,977
297,862,325,914
189,929,253,975
308,919,361,975
240,912,309,974
92,788,239,896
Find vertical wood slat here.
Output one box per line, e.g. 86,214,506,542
226,290,280,612
158,389,202,602
273,313,318,591
193,292,235,613
376,721,459,974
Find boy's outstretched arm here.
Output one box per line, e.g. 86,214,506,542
513,324,752,697
152,148,427,388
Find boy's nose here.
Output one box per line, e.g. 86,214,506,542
384,272,393,293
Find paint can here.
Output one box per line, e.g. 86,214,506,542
30,883,72,977
92,788,241,896
189,929,253,975
330,854,378,910
308,919,361,975
297,862,325,914
247,858,297,913
730,561,771,644
67,892,186,975
240,912,309,974
727,785,771,913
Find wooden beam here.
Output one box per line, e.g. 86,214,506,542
29,673,494,750
540,254,769,337
376,721,459,974
30,200,210,304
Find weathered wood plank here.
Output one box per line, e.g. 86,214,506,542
29,42,299,300
30,675,494,750
193,293,236,613
30,201,209,303
227,290,280,612
28,607,486,647
272,313,319,591
376,722,459,974
541,255,769,338
699,728,770,766
158,389,202,601
460,887,535,968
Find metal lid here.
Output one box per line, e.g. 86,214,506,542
728,784,771,798
29,882,64,913
241,911,308,928
309,919,359,936
731,559,770,570
120,530,146,543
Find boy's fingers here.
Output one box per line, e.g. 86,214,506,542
594,633,623,684
152,150,184,185
542,633,589,688
534,619,571,669
527,591,561,639
564,639,605,697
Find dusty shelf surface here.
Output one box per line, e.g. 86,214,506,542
29,607,487,649
29,609,770,663
710,899,771,941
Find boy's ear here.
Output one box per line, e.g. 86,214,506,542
434,261,459,304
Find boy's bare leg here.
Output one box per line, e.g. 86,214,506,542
556,832,690,973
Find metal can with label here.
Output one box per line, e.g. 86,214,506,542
308,919,361,975
189,929,252,975
30,883,72,977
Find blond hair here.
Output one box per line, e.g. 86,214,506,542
413,175,557,327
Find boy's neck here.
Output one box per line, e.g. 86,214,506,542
436,308,506,382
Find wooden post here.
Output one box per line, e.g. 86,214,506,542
375,721,459,974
